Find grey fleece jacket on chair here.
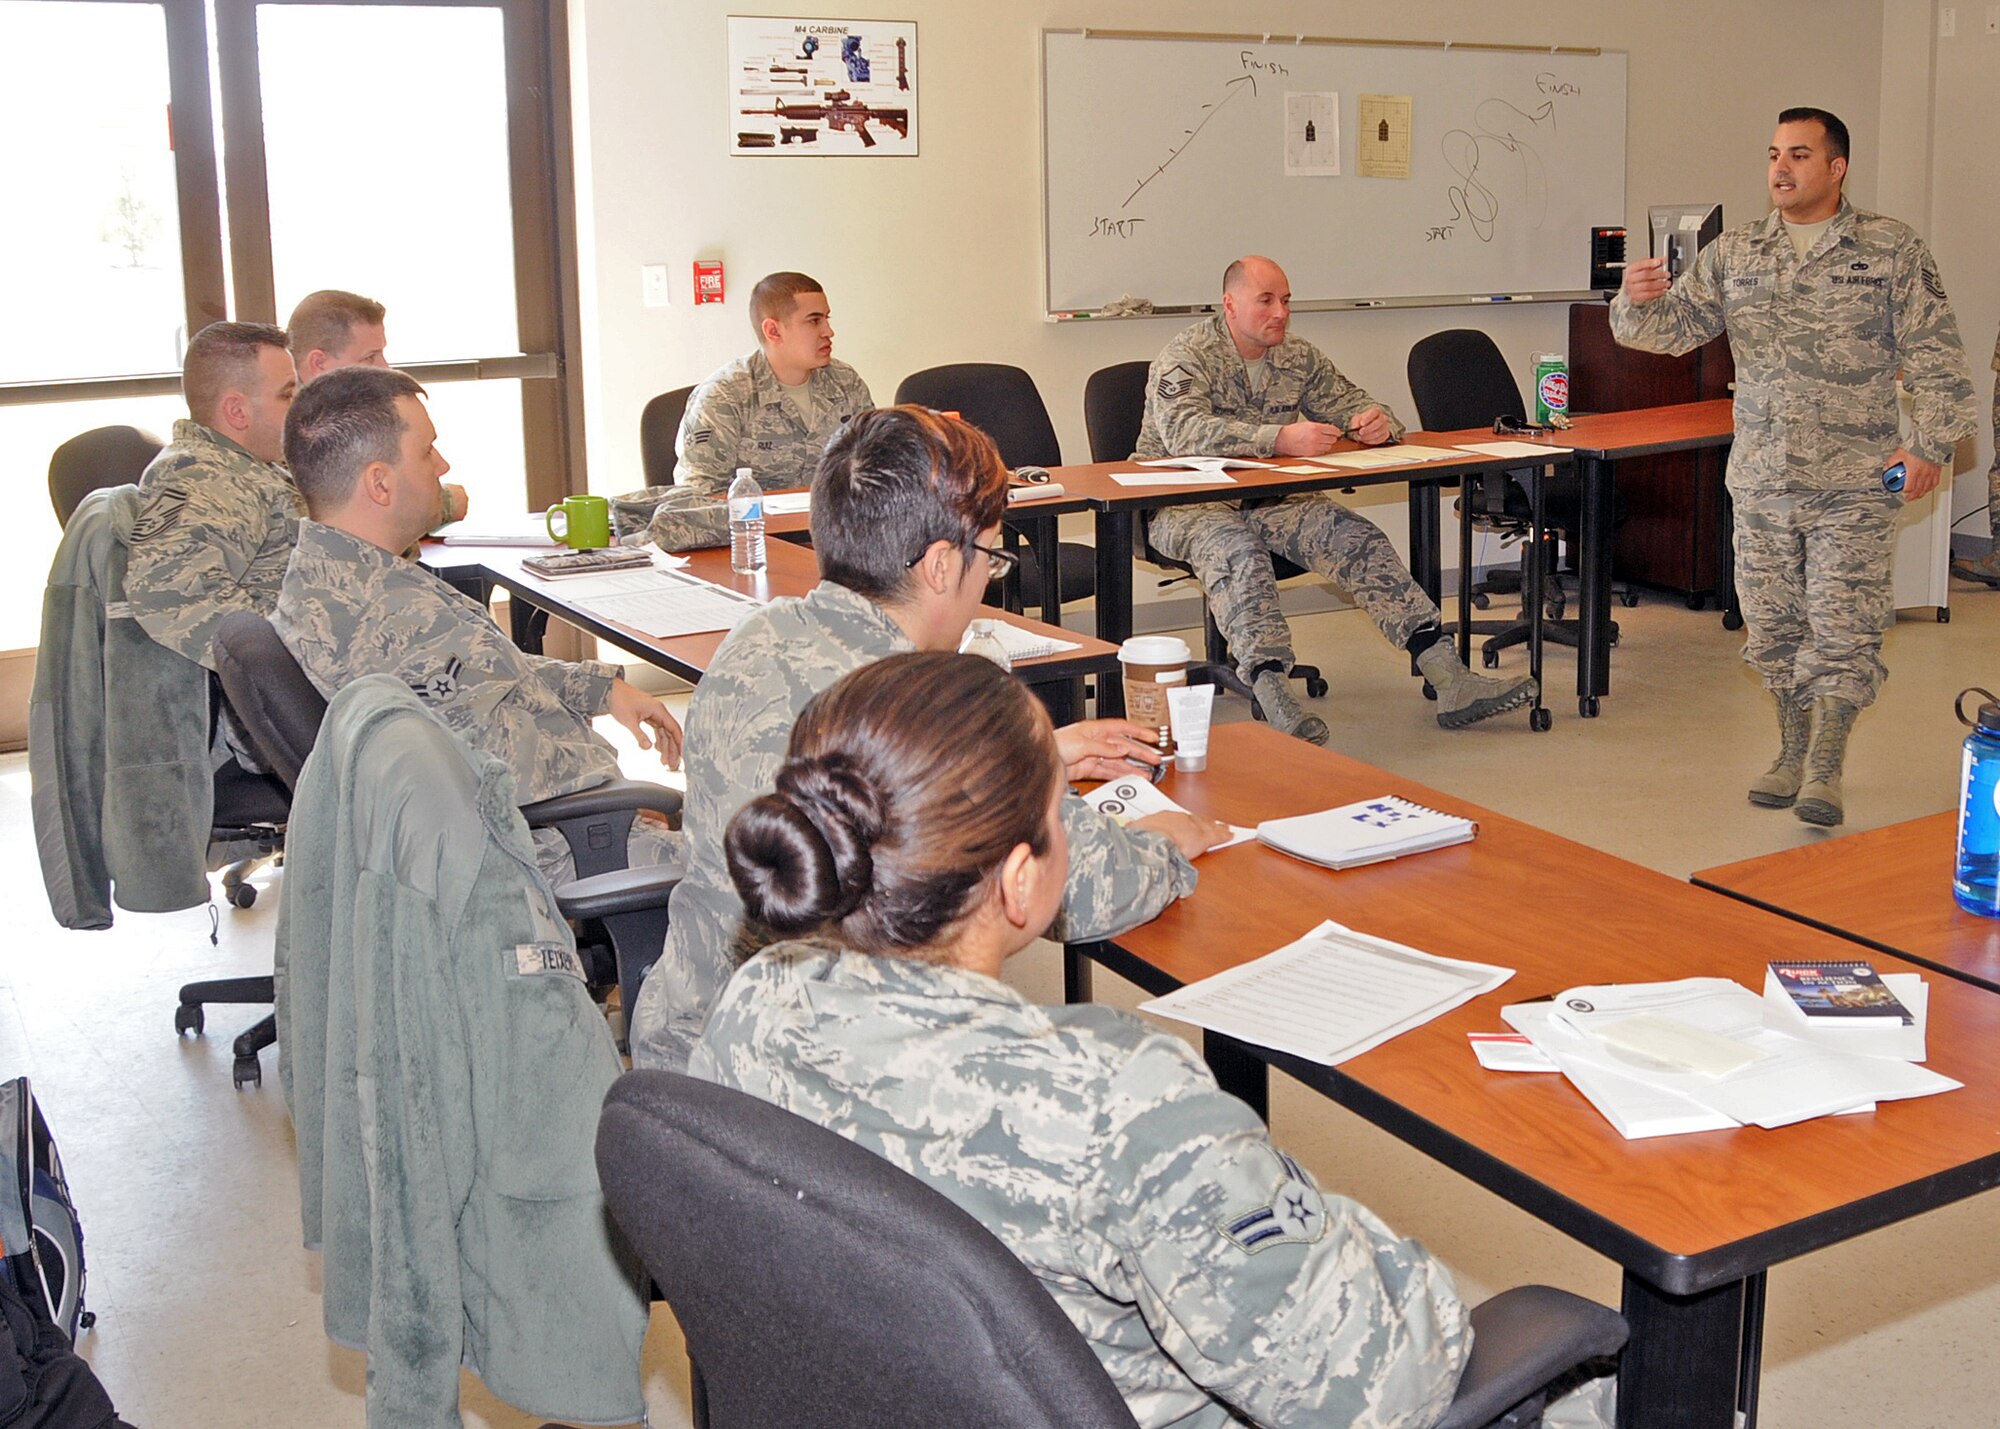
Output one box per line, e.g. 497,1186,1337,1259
276,675,647,1428
29,485,216,929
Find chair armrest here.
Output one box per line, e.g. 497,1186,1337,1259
521,777,684,827
556,865,680,922
1432,1286,1628,1429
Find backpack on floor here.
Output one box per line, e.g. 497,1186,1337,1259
0,1081,89,1345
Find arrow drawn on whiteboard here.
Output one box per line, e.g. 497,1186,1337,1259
1122,73,1256,210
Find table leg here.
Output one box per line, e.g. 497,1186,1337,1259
1455,474,1475,664
1408,480,1443,684
1063,943,1096,1004
1095,509,1136,717
1576,455,1614,717
1527,464,1548,729
1616,1274,1744,1429
1030,513,1063,626
1736,1271,1766,1428
1203,1032,1270,1124
512,598,550,654
1031,674,1082,727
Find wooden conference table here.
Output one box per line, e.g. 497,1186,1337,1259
1067,399,1736,721
1069,724,2000,1429
421,538,1119,721
1692,812,2000,995
1057,434,1567,722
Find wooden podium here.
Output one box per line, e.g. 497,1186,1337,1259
1568,303,1735,605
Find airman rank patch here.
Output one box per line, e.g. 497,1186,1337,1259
410,656,463,701
128,491,188,542
1155,363,1195,401
512,942,585,982
1922,263,1947,300
688,429,714,448
1216,1153,1327,1254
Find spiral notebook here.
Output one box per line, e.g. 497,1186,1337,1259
1256,795,1476,871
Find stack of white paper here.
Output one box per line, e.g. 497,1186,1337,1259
1501,978,1958,1140
1141,919,1513,1066
1303,446,1457,470
557,567,766,637
959,620,1081,663
435,513,560,546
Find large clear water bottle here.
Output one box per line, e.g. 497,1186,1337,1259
728,467,766,574
961,619,1012,671
1953,686,2000,917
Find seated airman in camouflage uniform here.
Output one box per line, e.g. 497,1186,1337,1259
287,287,468,526
125,321,303,673
691,652,1485,1429
1947,323,2000,587
1137,257,1537,744
628,407,1227,1071
672,270,875,499
1614,108,1975,825
272,367,685,884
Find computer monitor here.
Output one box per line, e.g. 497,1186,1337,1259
1649,204,1723,282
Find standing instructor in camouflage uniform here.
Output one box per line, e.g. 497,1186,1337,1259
1613,108,1974,825
1137,257,1537,743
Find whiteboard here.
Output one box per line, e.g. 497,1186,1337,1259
1042,31,1627,316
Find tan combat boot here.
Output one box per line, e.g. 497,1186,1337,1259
1747,692,1813,808
1414,643,1538,730
1252,668,1330,746
1794,697,1859,827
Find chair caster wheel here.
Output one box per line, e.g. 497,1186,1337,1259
1471,593,1491,610
1531,707,1553,732
1938,608,1951,624
1305,677,1328,698
226,882,257,909
1620,591,1641,608
232,1055,262,1090
1686,593,1707,611
175,1004,204,1036
1579,696,1601,718
1481,647,1500,669
1722,612,1744,631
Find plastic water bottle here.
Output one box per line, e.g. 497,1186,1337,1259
962,619,1012,671
1953,687,2000,917
727,467,766,574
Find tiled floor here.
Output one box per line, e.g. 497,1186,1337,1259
9,574,1999,1426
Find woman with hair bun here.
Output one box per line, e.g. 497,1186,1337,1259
690,650,1475,1429
629,405,1228,1071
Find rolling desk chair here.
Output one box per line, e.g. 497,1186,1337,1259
47,425,162,528
1405,330,1632,666
204,613,684,1084
598,1069,1630,1429
894,363,1094,622
638,385,698,489
1082,360,1327,712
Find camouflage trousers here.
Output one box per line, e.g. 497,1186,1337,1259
1146,494,1439,681
1988,390,1999,539
533,807,686,886
1732,487,1900,708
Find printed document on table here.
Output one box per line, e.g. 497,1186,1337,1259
1547,978,1960,1131
1502,1000,1740,1139
1135,456,1275,470
761,491,812,515
1303,446,1458,470
1140,919,1512,1066
1081,776,1256,850
1111,471,1239,488
436,513,561,546
558,567,766,637
1454,441,1573,460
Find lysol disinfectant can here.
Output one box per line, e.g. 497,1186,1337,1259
1533,353,1570,426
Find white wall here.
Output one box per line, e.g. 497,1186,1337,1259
569,0,1888,532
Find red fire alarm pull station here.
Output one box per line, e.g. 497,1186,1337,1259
693,260,725,305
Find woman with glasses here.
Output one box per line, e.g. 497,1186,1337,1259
628,405,1229,1072
689,651,1474,1429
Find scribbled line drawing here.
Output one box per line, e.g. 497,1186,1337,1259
1435,99,1553,243
1122,72,1256,210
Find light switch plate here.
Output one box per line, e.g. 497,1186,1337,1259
641,263,670,308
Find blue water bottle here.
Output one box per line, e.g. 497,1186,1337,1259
1953,687,2000,917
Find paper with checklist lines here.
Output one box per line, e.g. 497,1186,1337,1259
1140,919,1512,1066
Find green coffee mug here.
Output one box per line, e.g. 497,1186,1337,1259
546,493,612,549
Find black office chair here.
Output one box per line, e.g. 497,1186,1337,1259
199,612,684,1084
639,385,699,489
1406,331,1632,666
48,426,162,527
894,364,1094,622
1082,361,1326,712
597,1069,1629,1429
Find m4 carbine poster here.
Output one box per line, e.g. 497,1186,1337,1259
729,16,918,156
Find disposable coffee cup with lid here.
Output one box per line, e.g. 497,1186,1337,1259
1118,635,1190,755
